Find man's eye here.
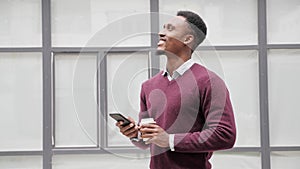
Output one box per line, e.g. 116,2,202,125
167,25,173,31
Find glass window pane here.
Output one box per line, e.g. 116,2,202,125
211,152,261,169
159,0,257,45
0,156,42,169
0,0,41,47
0,53,42,151
53,154,150,169
271,151,300,169
54,53,98,147
107,52,149,147
267,0,300,44
160,50,260,147
52,0,150,47
268,49,300,146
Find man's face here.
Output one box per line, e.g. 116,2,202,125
157,16,191,55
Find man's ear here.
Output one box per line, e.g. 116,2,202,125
183,34,194,45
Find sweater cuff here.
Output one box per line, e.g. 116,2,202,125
130,131,141,142
173,133,189,150
169,134,175,151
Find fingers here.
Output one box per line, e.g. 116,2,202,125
140,124,160,140
145,137,155,145
126,127,139,138
141,133,156,142
140,123,157,128
127,116,135,123
140,128,158,136
140,124,159,133
115,121,123,127
121,123,135,135
115,116,135,128
116,121,138,138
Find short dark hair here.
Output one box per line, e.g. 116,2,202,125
177,11,207,51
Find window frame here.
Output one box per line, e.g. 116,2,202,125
1,1,300,169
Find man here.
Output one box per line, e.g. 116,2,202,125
116,10,236,169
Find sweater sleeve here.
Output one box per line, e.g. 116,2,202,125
174,74,236,153
131,83,150,149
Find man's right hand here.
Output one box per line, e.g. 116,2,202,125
116,117,138,139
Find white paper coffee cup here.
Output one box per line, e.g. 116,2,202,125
140,118,156,141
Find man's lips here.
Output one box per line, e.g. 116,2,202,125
157,39,166,46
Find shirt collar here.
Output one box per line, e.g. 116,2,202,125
162,59,195,80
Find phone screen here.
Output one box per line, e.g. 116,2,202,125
109,113,132,126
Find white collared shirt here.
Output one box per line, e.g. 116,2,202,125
162,59,195,81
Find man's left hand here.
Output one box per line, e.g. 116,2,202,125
140,123,169,148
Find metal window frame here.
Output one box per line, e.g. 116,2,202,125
258,0,271,169
0,0,300,169
41,0,52,169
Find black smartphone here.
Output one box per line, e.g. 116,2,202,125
109,113,132,127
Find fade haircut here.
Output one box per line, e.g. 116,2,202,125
177,11,207,52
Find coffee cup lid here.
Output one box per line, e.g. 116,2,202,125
140,118,156,124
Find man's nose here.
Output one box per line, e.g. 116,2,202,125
158,31,166,37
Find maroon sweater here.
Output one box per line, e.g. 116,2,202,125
134,63,236,169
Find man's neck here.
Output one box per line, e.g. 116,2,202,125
166,54,190,77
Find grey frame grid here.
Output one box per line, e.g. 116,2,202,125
0,0,300,169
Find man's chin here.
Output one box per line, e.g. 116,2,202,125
155,49,165,55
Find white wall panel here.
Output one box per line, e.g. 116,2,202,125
0,53,42,151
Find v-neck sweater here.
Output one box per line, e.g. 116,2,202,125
134,63,236,169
